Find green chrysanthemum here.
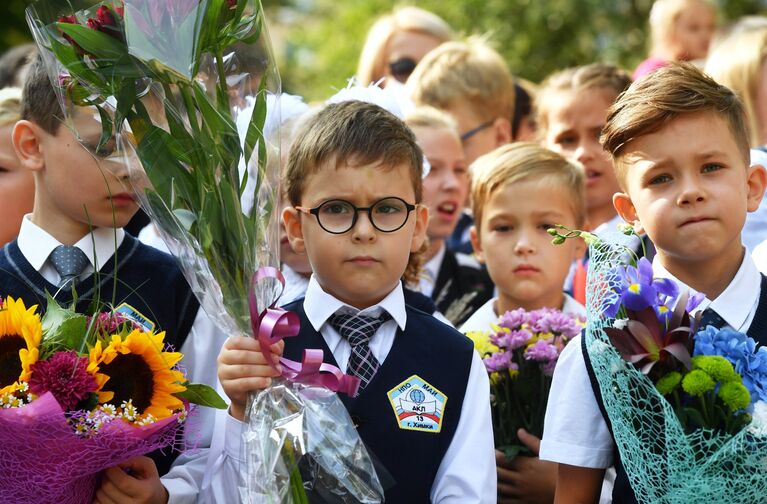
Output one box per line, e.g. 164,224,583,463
682,369,716,397
656,372,682,395
718,381,751,412
692,355,739,383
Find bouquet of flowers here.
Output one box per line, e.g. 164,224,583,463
467,307,583,459
25,1,384,501
553,225,767,503
0,295,225,504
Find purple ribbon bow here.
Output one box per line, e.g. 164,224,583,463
248,267,360,397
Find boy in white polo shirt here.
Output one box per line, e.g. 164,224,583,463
540,63,767,503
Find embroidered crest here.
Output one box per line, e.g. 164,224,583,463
388,375,447,433
114,303,156,333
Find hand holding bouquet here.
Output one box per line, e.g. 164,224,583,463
467,307,583,459
25,1,384,501
0,296,224,504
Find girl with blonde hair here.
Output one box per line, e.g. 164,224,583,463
356,6,453,87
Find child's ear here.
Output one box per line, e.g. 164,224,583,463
410,204,429,252
613,192,645,235
12,120,45,172
746,164,767,213
469,225,485,264
492,117,512,147
282,207,306,254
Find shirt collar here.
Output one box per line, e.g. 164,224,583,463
303,275,407,332
17,215,125,272
652,248,760,331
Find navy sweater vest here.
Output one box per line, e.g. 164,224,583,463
0,235,199,350
281,298,474,503
584,275,767,503
0,235,200,475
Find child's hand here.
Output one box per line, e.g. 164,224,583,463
218,336,284,421
496,429,556,504
93,456,168,504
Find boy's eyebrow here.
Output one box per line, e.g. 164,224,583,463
696,150,731,160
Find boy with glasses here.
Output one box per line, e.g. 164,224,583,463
408,37,515,256
210,100,495,502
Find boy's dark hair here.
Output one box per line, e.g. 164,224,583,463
601,62,751,187
0,43,37,88
20,53,62,134
285,100,424,205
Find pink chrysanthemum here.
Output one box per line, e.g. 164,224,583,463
29,351,98,411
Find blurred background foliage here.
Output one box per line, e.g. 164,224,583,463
2,0,765,101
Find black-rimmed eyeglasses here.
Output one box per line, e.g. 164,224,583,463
460,120,494,142
296,197,417,234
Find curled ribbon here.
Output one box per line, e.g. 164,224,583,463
248,267,360,397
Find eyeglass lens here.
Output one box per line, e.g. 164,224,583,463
317,197,411,233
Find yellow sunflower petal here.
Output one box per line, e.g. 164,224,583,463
95,328,188,420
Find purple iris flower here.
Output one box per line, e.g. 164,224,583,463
603,258,678,316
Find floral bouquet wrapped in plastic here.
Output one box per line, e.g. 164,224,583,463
25,1,384,500
0,295,225,504
467,308,582,459
562,225,767,503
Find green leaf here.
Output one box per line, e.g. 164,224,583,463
41,292,90,355
175,382,227,409
56,23,129,62
243,78,268,177
48,36,108,92
95,105,113,152
683,407,707,430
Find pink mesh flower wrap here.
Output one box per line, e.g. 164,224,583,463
0,393,186,503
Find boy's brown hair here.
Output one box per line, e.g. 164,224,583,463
285,100,425,285
536,63,632,132
470,143,585,235
20,53,63,134
285,100,423,206
601,62,751,187
407,37,515,124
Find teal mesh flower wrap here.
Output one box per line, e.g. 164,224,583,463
584,236,767,503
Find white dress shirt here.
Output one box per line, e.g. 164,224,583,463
276,264,311,307
202,276,497,503
460,294,586,334
14,216,228,503
540,250,761,473
416,243,446,297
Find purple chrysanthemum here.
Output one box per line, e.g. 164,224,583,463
483,351,516,372
525,340,560,363
29,351,98,411
498,308,528,331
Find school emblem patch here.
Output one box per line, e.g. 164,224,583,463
388,375,447,433
114,303,156,333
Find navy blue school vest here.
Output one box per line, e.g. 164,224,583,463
281,298,474,502
0,235,200,476
0,235,198,349
583,275,767,503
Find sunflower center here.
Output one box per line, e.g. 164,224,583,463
0,334,26,386
100,354,154,413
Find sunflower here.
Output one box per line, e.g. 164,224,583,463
0,297,42,395
89,329,186,420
